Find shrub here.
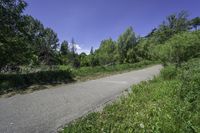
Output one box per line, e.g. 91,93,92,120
0,69,74,94
179,58,200,104
154,31,200,66
74,60,156,77
173,58,200,132
160,65,177,80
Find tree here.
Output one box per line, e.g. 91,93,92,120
190,17,200,30
90,46,94,55
69,38,80,68
38,28,59,65
95,38,117,65
59,40,70,65
71,38,76,57
0,0,31,71
153,11,190,44
79,52,90,67
145,28,157,38
60,40,69,55
21,15,45,65
117,27,137,63
155,31,200,67
89,54,99,67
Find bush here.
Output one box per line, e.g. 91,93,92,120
160,65,177,80
174,58,200,132
0,69,74,94
74,60,156,77
154,31,200,66
179,58,200,104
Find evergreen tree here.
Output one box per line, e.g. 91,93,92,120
191,17,200,30
90,46,94,55
117,27,137,63
60,40,69,55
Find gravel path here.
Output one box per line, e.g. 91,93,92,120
0,65,162,133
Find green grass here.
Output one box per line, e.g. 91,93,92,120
62,78,181,133
62,59,200,133
74,60,157,81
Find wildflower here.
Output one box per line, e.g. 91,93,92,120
139,123,144,128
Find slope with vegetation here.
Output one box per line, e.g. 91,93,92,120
61,11,200,133
63,58,200,132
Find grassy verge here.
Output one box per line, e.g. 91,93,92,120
62,59,200,133
74,60,158,81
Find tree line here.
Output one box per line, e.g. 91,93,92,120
1,0,200,72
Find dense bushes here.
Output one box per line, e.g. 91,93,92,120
172,58,200,132
0,69,74,94
74,60,156,78
155,31,200,66
160,65,177,80
179,58,200,108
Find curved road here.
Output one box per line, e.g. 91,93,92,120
0,65,162,133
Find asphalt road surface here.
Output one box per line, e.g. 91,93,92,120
0,65,162,133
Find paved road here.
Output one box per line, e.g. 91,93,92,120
0,65,162,133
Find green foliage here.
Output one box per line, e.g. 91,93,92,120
74,60,155,78
190,17,200,30
0,69,74,94
0,60,155,94
179,58,200,108
1,5,198,71
0,0,30,69
37,28,60,65
60,41,69,56
173,58,200,132
95,38,118,65
88,54,99,67
154,31,200,66
79,52,90,67
160,65,177,80
62,78,182,132
152,11,190,44
118,27,137,63
62,58,200,132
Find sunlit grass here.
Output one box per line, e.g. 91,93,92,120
62,78,183,132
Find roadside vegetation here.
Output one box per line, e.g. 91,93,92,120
1,0,160,94
61,10,200,133
1,1,200,132
0,60,156,95
74,60,156,81
62,60,200,133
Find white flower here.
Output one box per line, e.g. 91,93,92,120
139,123,144,128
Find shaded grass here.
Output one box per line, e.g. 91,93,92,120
0,69,74,95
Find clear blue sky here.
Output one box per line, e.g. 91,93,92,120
25,0,200,53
